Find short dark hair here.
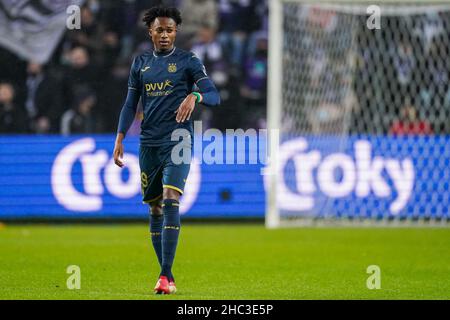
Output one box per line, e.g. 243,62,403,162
142,7,182,28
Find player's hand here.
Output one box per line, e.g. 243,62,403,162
175,94,196,123
113,140,124,168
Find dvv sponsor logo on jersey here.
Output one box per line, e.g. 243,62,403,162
269,138,415,214
50,138,200,214
145,80,174,96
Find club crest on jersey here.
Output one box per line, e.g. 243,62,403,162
168,63,177,73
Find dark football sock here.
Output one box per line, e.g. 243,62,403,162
160,199,181,278
149,212,163,267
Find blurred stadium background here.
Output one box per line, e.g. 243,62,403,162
266,0,450,227
0,0,449,224
0,0,449,299
0,0,269,221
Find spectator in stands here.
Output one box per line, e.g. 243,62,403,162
390,101,433,136
178,0,218,49
0,48,26,87
131,10,154,55
191,24,228,84
242,36,267,98
191,24,228,128
25,62,63,133
393,39,416,87
0,82,28,133
424,35,450,94
246,0,268,58
422,34,450,133
62,46,99,110
101,30,122,70
97,61,129,132
240,35,267,129
0,0,275,135
61,87,97,135
218,0,259,70
67,5,104,64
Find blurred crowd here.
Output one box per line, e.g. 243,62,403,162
1,1,449,137
353,12,450,135
282,7,450,136
0,0,268,135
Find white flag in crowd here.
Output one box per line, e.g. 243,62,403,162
0,0,85,64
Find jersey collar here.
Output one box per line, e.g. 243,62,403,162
153,47,176,58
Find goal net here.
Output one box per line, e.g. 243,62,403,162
266,1,450,227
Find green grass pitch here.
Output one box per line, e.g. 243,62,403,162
0,223,449,300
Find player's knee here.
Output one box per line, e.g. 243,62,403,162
150,203,162,216
163,188,180,201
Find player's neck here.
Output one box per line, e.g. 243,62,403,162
154,46,175,56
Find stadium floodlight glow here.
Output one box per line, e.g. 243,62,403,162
266,0,450,228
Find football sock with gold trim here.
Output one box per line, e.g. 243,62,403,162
161,199,180,278
150,210,163,267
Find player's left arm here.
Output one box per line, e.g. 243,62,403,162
192,77,221,106
175,55,220,123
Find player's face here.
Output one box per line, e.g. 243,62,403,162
149,17,177,52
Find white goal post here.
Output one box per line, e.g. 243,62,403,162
266,0,450,228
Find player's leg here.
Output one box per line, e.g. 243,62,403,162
160,187,181,280
149,198,163,267
139,146,165,275
161,187,181,294
159,143,191,293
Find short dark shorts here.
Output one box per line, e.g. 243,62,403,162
139,142,191,204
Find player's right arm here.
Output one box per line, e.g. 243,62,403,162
114,57,141,168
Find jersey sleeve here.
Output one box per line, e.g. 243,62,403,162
128,57,141,91
117,57,142,136
188,54,210,84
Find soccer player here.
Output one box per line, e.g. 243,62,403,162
113,7,220,294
